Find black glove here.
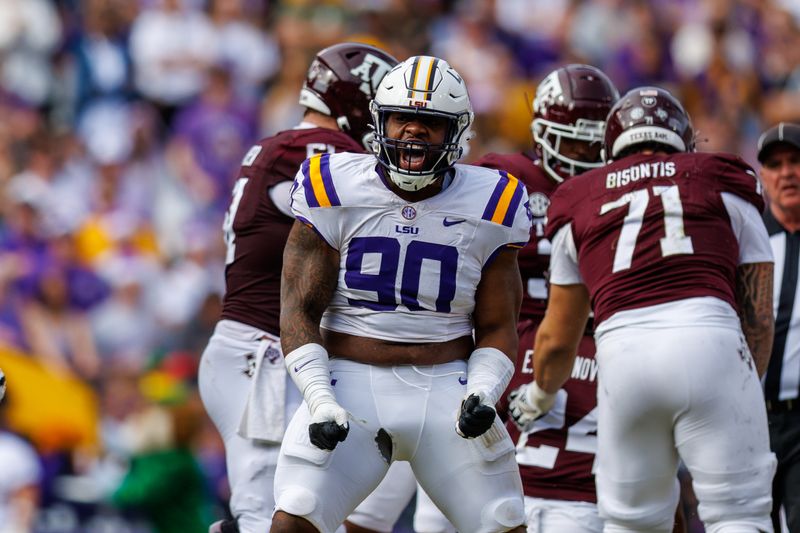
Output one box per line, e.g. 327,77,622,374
456,393,496,438
309,420,349,450
308,403,349,450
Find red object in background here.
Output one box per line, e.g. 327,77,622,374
159,351,198,381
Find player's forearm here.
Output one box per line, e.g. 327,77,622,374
736,262,775,377
533,284,590,393
279,275,329,354
474,323,518,362
533,332,578,394
280,308,325,355
473,248,522,360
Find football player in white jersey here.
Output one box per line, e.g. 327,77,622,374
271,56,531,533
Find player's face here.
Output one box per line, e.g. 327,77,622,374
559,137,602,167
760,144,800,213
385,112,449,172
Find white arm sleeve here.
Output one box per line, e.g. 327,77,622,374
269,181,295,218
721,192,773,264
548,223,584,285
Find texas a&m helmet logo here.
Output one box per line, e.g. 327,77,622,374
350,54,395,99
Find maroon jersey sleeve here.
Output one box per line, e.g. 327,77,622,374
701,152,765,212
544,177,579,242
473,151,537,185
501,321,598,502
474,152,558,321
221,127,363,335
547,152,750,325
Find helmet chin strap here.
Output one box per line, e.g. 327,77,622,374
388,168,439,191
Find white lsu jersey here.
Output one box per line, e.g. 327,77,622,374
290,152,532,343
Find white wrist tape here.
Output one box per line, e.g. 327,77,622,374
284,343,337,415
526,381,557,411
466,347,515,406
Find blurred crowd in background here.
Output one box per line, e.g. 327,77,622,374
0,0,798,531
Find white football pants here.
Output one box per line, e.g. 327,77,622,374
524,497,602,533
346,460,456,532
198,320,301,533
274,359,525,533
595,323,775,533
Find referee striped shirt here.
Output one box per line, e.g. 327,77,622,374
764,208,800,404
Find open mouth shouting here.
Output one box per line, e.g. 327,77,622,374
398,142,428,172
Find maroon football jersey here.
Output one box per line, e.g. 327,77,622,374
546,152,765,325
473,151,558,321
500,321,598,502
221,126,364,335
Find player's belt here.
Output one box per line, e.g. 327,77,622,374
765,398,798,413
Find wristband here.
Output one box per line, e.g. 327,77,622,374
466,347,515,406
284,343,336,414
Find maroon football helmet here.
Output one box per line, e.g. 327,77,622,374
299,42,399,149
532,64,619,182
603,86,695,162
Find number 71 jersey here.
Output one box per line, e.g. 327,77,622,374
546,152,766,326
290,152,532,343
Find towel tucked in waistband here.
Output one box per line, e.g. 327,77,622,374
237,336,287,443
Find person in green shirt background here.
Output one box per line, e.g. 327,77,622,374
112,364,213,533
